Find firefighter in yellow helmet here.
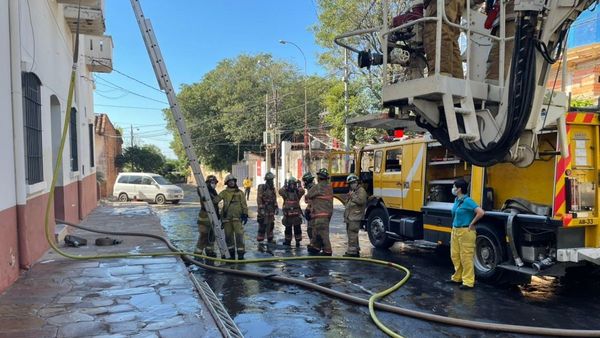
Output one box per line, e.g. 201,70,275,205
343,174,367,257
279,177,305,247
257,172,278,243
306,168,334,256
195,175,222,257
423,0,465,78
219,174,248,260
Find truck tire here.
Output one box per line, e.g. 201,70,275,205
474,223,505,283
118,193,128,202
366,207,395,249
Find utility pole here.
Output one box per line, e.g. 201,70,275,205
130,124,134,148
274,89,279,189
265,93,270,179
343,49,351,171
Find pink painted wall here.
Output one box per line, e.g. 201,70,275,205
0,206,19,294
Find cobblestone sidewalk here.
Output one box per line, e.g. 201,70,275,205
0,203,220,338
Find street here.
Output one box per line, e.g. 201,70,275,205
153,185,600,338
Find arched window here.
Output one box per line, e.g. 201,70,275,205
22,72,43,185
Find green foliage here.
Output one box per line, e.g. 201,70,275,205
165,53,332,171
118,145,166,173
571,97,597,108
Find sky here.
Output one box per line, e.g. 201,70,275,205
94,0,325,159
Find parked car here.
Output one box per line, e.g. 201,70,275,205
113,172,184,204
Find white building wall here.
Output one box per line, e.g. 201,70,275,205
0,0,17,212
16,0,97,198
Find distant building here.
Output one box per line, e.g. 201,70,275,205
0,0,111,293
95,114,123,198
547,43,600,100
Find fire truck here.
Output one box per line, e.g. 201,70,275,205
330,109,600,282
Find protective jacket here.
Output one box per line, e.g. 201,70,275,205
257,184,278,220
306,181,333,219
279,187,305,225
219,187,248,221
344,185,368,222
198,186,222,223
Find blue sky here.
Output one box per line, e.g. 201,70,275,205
94,0,324,159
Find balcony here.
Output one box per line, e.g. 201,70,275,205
59,0,106,36
84,35,113,73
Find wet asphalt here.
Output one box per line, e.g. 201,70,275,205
152,185,600,338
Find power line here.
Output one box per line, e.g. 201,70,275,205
94,75,169,105
95,104,166,111
90,59,164,93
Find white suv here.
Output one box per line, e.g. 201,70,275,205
113,173,184,204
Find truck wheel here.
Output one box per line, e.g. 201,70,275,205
474,223,505,283
155,194,166,205
366,207,395,249
118,193,128,202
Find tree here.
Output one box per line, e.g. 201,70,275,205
118,145,166,173
312,0,404,144
165,53,332,171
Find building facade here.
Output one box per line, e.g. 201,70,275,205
95,113,123,198
0,0,111,293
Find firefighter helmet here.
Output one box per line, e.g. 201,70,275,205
205,175,218,184
224,174,237,184
302,172,314,182
346,174,359,184
317,168,329,179
287,176,297,185
265,172,275,180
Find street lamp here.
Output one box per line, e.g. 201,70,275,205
279,39,310,171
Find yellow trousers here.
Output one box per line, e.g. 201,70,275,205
450,227,476,287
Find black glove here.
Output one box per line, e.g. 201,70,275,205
241,214,248,225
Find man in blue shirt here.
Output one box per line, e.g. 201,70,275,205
448,178,485,289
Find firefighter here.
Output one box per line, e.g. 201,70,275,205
343,174,368,257
485,0,515,83
302,172,316,240
257,172,278,243
448,178,485,289
279,177,305,247
423,0,465,78
195,175,222,257
306,168,334,256
219,174,248,260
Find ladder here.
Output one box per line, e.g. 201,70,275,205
130,0,230,258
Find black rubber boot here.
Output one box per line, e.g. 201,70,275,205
228,249,236,259
295,240,301,248
320,252,333,256
237,252,245,260
307,245,320,254
283,240,291,246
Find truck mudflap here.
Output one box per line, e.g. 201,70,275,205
557,248,600,265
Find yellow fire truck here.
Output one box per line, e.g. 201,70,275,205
330,111,600,282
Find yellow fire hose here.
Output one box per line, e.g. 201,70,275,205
41,8,600,337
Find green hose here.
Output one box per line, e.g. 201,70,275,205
42,11,600,337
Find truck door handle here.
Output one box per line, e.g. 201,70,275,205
404,182,410,188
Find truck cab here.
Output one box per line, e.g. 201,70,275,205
332,115,600,283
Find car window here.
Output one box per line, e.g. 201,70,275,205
129,176,142,184
152,175,171,185
117,175,129,184
385,148,402,173
374,150,383,173
141,177,153,185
